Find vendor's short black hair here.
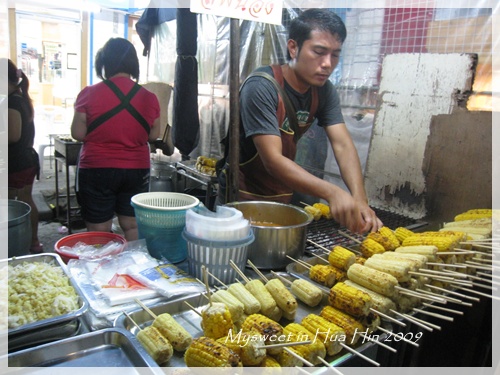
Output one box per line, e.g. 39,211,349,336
287,9,347,61
95,37,140,81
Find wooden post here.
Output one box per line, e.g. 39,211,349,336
227,18,240,203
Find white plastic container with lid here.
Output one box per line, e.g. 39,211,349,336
185,205,250,241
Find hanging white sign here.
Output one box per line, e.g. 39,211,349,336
190,0,283,25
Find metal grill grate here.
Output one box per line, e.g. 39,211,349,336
305,207,427,255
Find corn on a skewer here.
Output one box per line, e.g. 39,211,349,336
211,289,245,322
377,252,427,271
136,325,174,364
301,314,346,356
439,227,492,237
282,323,327,365
347,263,399,298
454,210,492,221
227,282,261,315
366,232,395,252
217,332,267,366
309,264,337,287
364,257,412,282
394,227,415,243
196,156,218,168
320,305,364,345
184,336,241,367
355,256,367,265
266,305,283,322
360,238,386,258
245,279,277,317
402,235,460,252
273,348,304,367
265,278,298,314
240,314,285,355
443,217,492,228
343,279,397,316
378,226,401,250
304,205,322,221
201,302,234,340
152,313,193,352
290,279,324,307
328,246,356,271
394,245,438,261
260,355,281,367
328,282,372,317
313,202,332,219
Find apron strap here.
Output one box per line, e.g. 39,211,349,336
86,80,151,135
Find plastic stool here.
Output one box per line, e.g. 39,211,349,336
38,143,52,176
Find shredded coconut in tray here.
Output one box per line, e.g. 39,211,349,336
8,261,79,329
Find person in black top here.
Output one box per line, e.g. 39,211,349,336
7,58,42,253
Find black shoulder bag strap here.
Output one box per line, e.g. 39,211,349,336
87,80,151,135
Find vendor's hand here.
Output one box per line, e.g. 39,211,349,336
357,201,383,233
328,192,367,234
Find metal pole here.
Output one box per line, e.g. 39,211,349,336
227,18,240,203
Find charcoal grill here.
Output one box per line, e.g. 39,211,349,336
305,207,427,255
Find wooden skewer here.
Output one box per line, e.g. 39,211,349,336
471,257,500,265
201,265,212,306
437,251,476,255
229,260,250,283
395,287,447,304
412,307,454,322
286,255,312,269
256,340,312,350
424,284,479,302
376,325,419,347
307,239,331,253
421,302,464,316
134,298,158,319
477,271,500,280
426,262,467,269
369,308,406,327
417,268,468,278
271,270,293,286
122,310,142,331
284,347,315,367
408,271,473,286
247,259,269,282
339,342,380,366
357,333,397,353
407,314,442,330
414,288,464,304
389,309,433,332
311,253,329,263
440,271,498,290
183,301,202,317
465,261,499,271
205,270,229,288
316,356,346,374
454,286,500,301
338,230,362,244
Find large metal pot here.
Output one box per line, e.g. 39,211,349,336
8,200,32,257
225,201,312,269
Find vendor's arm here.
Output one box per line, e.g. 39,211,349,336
148,117,161,142
253,133,370,233
325,123,382,232
8,108,22,144
71,111,87,141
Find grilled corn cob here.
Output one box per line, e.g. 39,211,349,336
347,263,398,297
401,235,459,252
265,279,297,314
366,232,394,252
241,314,285,355
454,209,492,221
320,305,364,345
443,217,492,228
378,226,401,250
227,282,261,315
184,336,241,367
282,323,326,365
376,252,424,270
260,355,281,367
304,205,322,221
355,255,367,265
301,314,346,356
266,305,283,322
152,313,193,352
309,264,337,287
394,227,415,243
362,312,381,334
211,289,245,322
245,279,277,317
196,155,218,168
394,245,438,261
201,302,234,340
328,246,356,271
313,202,332,219
280,307,296,321
290,279,324,307
359,237,386,258
136,325,174,364
439,227,492,237
364,257,411,282
328,282,372,317
343,279,397,316
217,332,266,366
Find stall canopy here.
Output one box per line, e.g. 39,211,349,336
172,8,200,157
135,7,176,57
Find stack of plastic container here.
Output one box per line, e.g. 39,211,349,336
183,205,254,285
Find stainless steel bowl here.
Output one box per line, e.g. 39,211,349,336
225,201,313,269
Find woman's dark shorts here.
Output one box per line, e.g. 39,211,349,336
77,168,149,223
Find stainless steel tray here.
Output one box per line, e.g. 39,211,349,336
113,274,389,368
7,328,159,369
176,160,218,183
7,253,88,339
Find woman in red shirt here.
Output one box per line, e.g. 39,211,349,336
71,38,160,240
